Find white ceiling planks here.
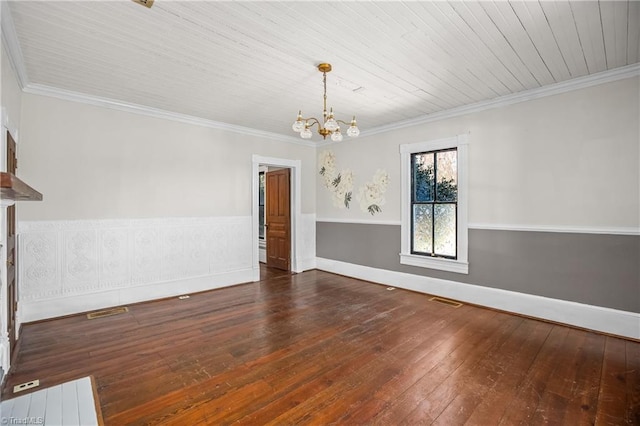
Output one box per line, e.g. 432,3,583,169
425,1,519,96
336,4,458,111
509,1,573,83
627,0,640,65
447,1,531,92
396,4,505,104
245,1,429,128
480,1,556,87
382,2,506,103
172,3,302,83
4,1,639,139
15,2,209,112
276,2,446,124
229,2,412,126
569,1,608,74
143,3,300,108
538,1,589,79
370,2,503,109
599,0,631,69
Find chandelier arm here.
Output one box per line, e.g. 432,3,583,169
335,119,352,126
303,117,321,129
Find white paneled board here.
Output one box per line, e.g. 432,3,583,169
0,376,102,426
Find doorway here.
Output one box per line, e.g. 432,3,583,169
251,155,302,281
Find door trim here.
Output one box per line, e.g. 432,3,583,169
251,155,302,279
0,110,18,377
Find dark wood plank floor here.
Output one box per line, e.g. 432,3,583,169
2,266,639,425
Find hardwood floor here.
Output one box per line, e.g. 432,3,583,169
2,267,638,425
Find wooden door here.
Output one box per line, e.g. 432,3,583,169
6,131,17,351
265,168,290,271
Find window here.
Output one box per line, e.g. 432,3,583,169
412,149,458,258
258,171,265,240
400,134,469,274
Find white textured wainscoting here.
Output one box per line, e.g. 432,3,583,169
316,257,640,340
17,217,254,323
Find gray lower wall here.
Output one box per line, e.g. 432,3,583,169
316,222,640,313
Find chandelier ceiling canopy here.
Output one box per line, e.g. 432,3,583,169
292,63,360,142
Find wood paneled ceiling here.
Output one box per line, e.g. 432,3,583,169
4,1,639,139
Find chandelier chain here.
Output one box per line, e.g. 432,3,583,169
323,71,328,120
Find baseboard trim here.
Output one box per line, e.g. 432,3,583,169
18,268,254,324
316,257,640,340
299,257,317,272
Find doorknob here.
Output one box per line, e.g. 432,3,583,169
7,258,14,266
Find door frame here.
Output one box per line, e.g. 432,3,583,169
0,107,19,377
251,155,302,279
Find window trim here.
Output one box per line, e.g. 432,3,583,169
400,134,469,274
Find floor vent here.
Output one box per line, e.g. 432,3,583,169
87,307,128,320
429,296,463,308
14,379,39,393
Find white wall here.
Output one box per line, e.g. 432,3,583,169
18,94,316,220
15,93,317,322
1,43,21,140
317,76,640,231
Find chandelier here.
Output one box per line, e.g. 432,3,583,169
292,63,360,141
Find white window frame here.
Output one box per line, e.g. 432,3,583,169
399,134,469,274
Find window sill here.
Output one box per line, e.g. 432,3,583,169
400,253,469,274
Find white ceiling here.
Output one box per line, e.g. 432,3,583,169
3,0,639,140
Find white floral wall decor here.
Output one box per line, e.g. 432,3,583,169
358,169,390,215
319,150,353,209
319,151,389,214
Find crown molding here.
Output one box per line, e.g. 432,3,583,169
1,1,28,89
13,62,640,150
23,83,316,146
359,63,640,139
3,0,638,147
